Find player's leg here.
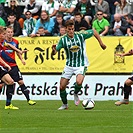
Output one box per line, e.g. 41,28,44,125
1,73,19,109
75,74,84,94
58,66,72,110
58,77,69,110
18,80,36,105
73,74,84,106
9,66,36,105
1,71,14,107
74,66,87,106
5,83,19,109
115,77,133,106
1,73,14,85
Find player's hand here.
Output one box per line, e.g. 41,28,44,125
52,44,56,50
101,44,106,50
129,49,133,54
5,64,11,71
20,50,29,55
29,34,36,38
51,44,57,55
22,60,26,65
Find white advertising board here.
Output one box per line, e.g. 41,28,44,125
0,75,132,101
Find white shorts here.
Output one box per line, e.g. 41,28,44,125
61,66,88,79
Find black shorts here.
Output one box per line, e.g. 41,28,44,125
0,66,8,80
8,66,23,82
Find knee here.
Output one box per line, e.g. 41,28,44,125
76,80,82,86
124,80,133,86
18,80,24,85
60,83,67,91
84,16,89,21
60,85,65,91
7,79,14,85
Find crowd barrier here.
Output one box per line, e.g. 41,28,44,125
1,75,132,100
1,36,133,100
15,36,133,74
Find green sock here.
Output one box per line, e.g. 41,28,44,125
74,82,82,94
60,90,67,104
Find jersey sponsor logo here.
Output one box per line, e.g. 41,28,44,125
79,30,89,34
69,45,80,52
5,50,13,53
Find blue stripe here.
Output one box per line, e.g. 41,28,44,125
1,51,16,63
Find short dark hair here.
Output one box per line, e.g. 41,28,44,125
25,10,32,15
97,10,103,13
8,13,16,17
74,12,82,17
60,26,66,29
56,14,63,18
38,27,44,30
65,19,74,27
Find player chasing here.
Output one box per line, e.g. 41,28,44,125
52,19,106,110
115,49,133,106
0,26,36,109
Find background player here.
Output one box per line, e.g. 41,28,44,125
0,26,36,109
0,26,28,109
115,49,133,106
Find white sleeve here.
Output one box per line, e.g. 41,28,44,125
22,29,28,36
29,2,41,14
90,0,96,6
71,1,77,8
41,2,47,11
54,2,59,10
23,3,29,14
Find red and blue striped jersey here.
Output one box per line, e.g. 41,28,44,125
0,38,19,67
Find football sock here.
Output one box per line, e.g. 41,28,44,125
20,84,30,101
74,82,82,94
60,90,67,104
6,84,15,106
124,83,132,99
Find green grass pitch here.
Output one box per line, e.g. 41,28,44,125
0,100,133,133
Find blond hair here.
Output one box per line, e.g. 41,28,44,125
8,0,19,7
0,26,5,34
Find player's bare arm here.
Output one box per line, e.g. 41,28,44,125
93,29,106,50
51,44,57,55
0,57,11,71
116,49,133,57
4,42,28,55
16,52,26,65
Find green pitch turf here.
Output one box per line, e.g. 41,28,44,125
0,100,133,133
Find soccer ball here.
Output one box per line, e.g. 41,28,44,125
82,98,95,110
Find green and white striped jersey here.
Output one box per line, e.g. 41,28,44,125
56,29,93,67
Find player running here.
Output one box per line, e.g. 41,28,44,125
0,26,29,109
115,49,133,106
52,19,106,110
0,26,36,109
